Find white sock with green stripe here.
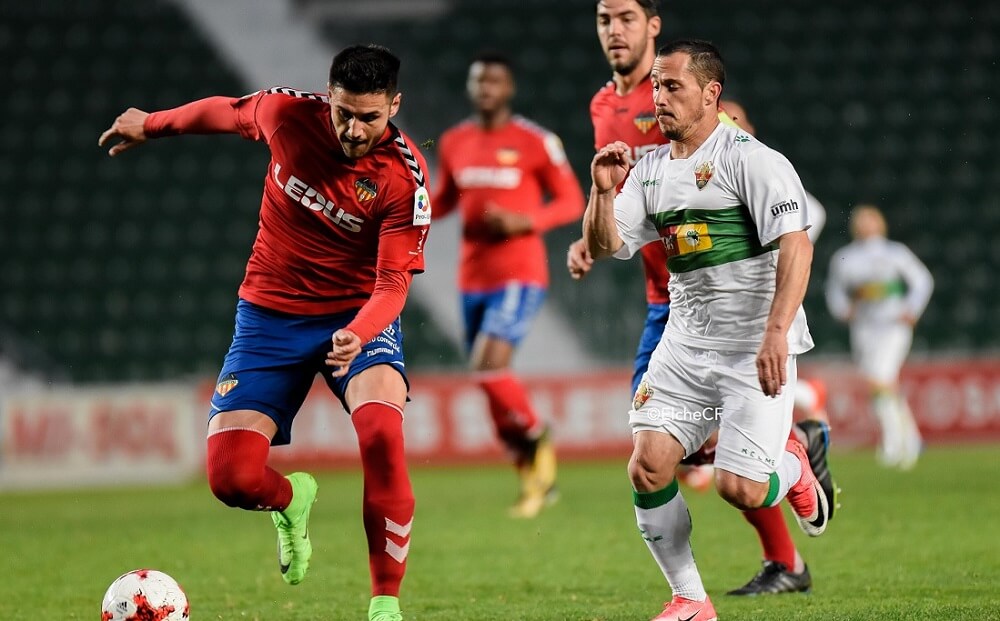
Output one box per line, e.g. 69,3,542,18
634,480,707,601
762,451,803,507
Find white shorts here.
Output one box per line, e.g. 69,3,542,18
851,323,912,385
629,337,796,482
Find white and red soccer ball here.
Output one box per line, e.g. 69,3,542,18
101,569,189,621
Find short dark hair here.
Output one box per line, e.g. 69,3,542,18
328,44,400,94
657,39,726,89
594,0,659,19
471,50,515,74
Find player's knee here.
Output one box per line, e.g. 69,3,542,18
353,404,405,458
206,458,263,509
714,471,764,510
628,452,674,492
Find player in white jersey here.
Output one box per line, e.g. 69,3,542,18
826,205,933,469
583,40,832,621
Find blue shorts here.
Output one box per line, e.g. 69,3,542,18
632,302,670,395
209,300,407,445
461,283,547,352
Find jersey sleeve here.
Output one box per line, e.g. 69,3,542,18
144,96,244,137
612,157,659,260
344,268,413,344
734,147,811,246
376,147,432,274
229,90,291,143
430,133,461,219
144,90,293,144
530,132,585,232
894,243,935,318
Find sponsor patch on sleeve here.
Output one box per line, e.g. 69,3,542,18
769,199,801,218
412,186,431,225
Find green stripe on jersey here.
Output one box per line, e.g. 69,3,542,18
649,206,777,274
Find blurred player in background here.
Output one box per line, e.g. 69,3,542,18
99,44,429,621
583,40,834,621
568,1,834,599
432,52,585,518
826,205,934,469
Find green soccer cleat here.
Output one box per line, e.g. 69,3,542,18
271,472,318,585
368,595,403,621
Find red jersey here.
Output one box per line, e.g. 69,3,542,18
145,88,431,316
590,79,670,305
433,116,584,291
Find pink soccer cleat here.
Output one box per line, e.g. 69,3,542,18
651,595,718,621
785,438,829,537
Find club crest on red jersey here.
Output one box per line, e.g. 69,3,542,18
496,148,519,165
216,373,239,396
633,113,657,134
695,161,715,190
354,177,378,203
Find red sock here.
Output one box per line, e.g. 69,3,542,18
478,372,542,450
353,401,415,597
743,505,797,569
206,428,291,511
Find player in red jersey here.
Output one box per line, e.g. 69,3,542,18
432,52,585,518
565,1,831,605
99,45,428,621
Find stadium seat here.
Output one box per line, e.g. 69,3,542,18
2,0,998,381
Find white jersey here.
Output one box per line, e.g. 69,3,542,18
612,122,814,354
825,236,934,326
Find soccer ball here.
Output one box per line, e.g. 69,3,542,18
101,569,189,620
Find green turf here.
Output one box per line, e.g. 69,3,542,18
2,445,999,620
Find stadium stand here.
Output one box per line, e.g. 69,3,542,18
2,0,997,382
311,0,1000,358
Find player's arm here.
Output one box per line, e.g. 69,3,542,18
98,96,245,156
528,135,586,233
326,267,414,378
896,244,934,325
759,230,812,397
583,141,632,259
825,252,853,323
430,137,460,219
327,173,430,376
737,148,813,397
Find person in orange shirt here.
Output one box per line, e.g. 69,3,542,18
433,51,586,518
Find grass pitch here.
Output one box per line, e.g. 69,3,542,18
2,445,998,620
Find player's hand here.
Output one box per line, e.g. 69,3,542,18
98,108,150,157
326,329,362,378
591,141,632,193
756,331,789,397
483,203,532,238
900,312,918,327
567,238,594,280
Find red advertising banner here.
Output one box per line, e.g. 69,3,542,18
0,387,202,489
815,359,1000,446
249,359,1000,468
